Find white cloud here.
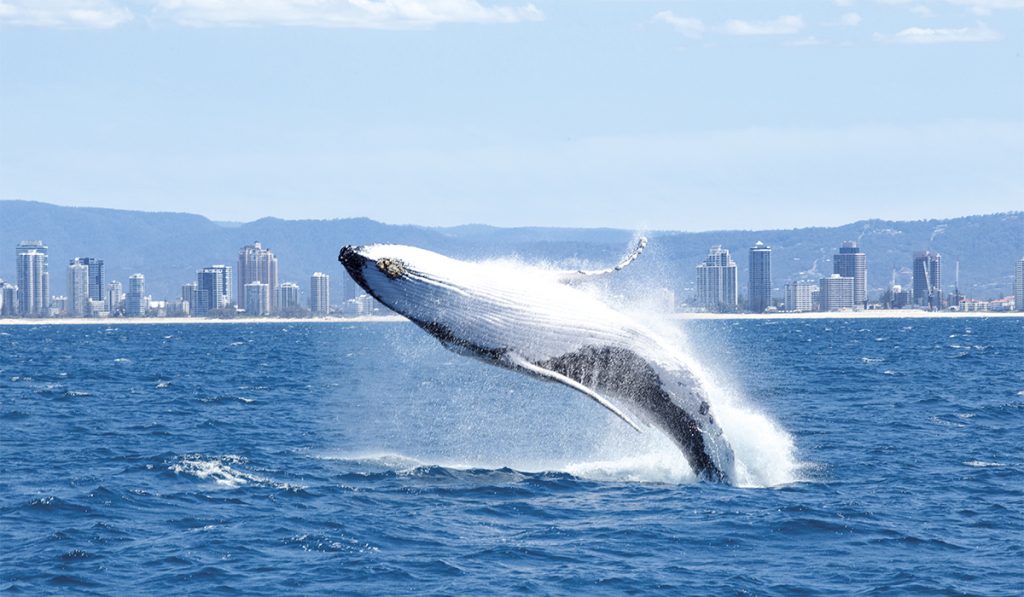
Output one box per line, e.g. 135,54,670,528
910,4,935,16
787,35,825,46
834,0,855,6
945,0,1024,15
0,0,132,28
881,22,1000,43
653,11,705,38
155,0,543,28
841,11,863,25
722,15,804,35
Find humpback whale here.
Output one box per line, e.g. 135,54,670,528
338,240,735,482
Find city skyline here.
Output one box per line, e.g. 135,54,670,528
3,234,1022,317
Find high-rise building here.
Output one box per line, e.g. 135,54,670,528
819,274,855,311
833,241,867,308
310,272,330,316
695,246,738,312
16,241,49,317
181,282,198,316
1015,258,1023,312
107,281,124,315
126,274,147,317
277,282,300,311
784,280,817,313
0,281,15,316
195,265,233,316
237,242,279,312
913,251,942,310
71,257,105,302
67,259,90,317
748,241,772,313
244,281,271,316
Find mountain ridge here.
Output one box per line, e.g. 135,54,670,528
2,200,1020,304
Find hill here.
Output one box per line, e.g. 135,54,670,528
1,200,1020,304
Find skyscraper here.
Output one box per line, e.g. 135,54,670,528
76,257,105,302
181,282,198,316
310,272,330,316
833,241,867,308
16,241,49,317
748,241,772,313
695,246,738,312
819,274,855,311
237,242,279,312
913,251,942,310
277,282,300,311
67,259,90,317
195,265,233,316
107,281,123,315
126,274,146,317
1015,257,1023,312
244,281,271,316
0,280,16,316
0,284,15,316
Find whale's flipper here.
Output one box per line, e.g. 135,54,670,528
503,352,641,432
557,237,647,283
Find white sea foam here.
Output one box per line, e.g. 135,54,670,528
171,454,302,490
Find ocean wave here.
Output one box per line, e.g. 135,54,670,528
169,454,304,491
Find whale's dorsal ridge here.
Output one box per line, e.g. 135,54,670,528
557,236,647,283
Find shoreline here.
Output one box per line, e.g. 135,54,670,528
0,310,1020,326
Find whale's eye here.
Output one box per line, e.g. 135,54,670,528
376,258,406,279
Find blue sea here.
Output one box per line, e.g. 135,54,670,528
1,317,1021,595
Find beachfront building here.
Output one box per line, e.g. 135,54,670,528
67,259,90,317
126,274,147,317
696,246,738,312
913,251,942,310
309,272,330,316
1016,258,1023,312
819,274,855,311
833,241,867,308
195,265,233,316
107,281,123,315
180,282,197,316
237,242,279,313
16,241,49,317
0,281,16,316
748,242,772,313
277,282,300,311
244,281,271,316
784,280,817,313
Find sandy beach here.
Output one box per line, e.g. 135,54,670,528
0,310,1019,326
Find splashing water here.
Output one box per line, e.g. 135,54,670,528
357,252,806,488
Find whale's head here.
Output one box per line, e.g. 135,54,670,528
339,243,475,322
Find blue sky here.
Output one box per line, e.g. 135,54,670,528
1,0,1021,230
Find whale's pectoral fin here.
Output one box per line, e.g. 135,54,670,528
503,352,642,432
556,236,647,283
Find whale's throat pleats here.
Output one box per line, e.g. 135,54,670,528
539,345,724,482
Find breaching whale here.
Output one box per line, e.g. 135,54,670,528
338,240,735,482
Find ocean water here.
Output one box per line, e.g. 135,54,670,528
1,317,1021,595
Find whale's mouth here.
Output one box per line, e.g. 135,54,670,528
339,245,375,296
338,245,364,273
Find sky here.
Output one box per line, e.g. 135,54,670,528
0,0,1021,231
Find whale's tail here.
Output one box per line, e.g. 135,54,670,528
557,237,647,283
